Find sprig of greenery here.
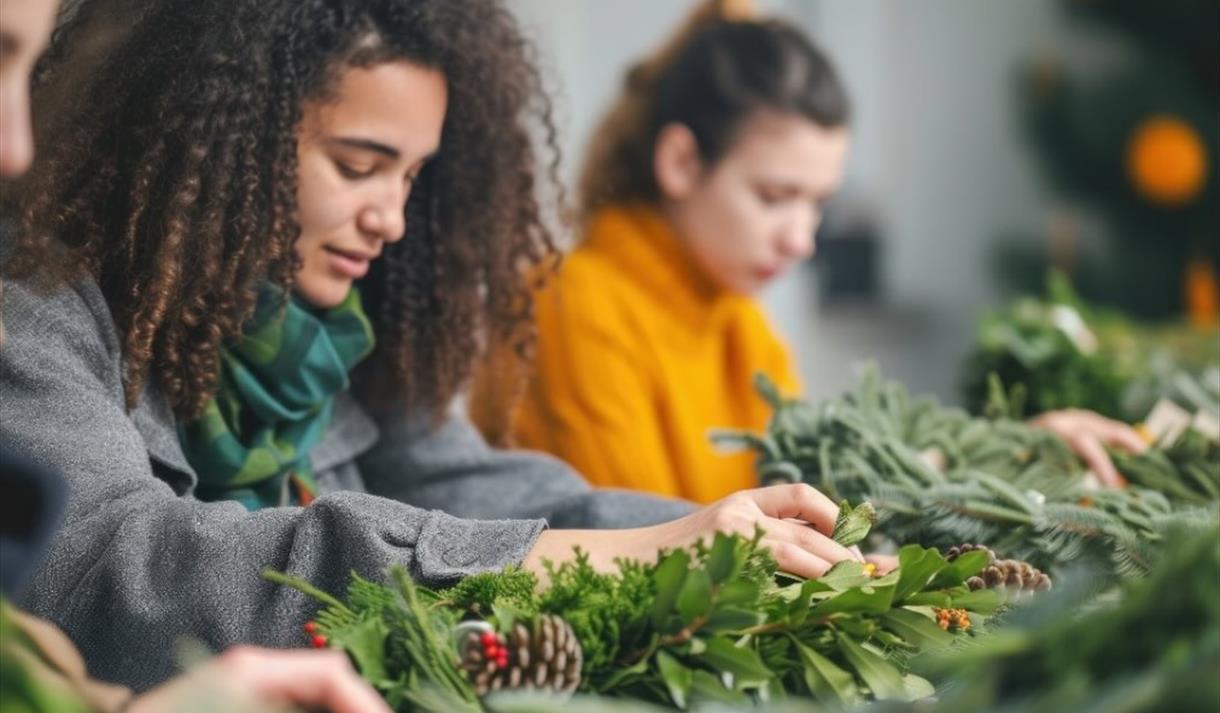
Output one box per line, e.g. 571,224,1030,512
267,517,999,711
716,367,1219,581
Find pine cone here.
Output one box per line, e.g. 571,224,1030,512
944,543,997,565
975,558,1052,595
459,615,583,697
946,544,1051,596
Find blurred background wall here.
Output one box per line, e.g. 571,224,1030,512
506,0,1218,404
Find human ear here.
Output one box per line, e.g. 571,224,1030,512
652,122,703,200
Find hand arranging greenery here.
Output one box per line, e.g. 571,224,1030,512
266,506,1004,711
715,367,1218,581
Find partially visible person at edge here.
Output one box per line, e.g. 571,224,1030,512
1,1,390,711
470,0,1148,504
1,0,871,692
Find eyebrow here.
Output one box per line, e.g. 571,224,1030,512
328,136,401,159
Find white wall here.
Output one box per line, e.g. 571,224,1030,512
508,0,1070,403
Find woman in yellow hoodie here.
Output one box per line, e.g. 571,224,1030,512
473,1,1146,503
473,3,840,503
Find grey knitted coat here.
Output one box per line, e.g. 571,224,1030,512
0,276,694,690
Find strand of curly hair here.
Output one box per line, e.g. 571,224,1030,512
9,0,563,423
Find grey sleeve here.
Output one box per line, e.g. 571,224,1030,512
0,282,544,691
357,403,698,529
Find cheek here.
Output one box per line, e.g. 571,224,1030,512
295,158,355,238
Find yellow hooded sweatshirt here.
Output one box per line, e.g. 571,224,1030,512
476,204,800,503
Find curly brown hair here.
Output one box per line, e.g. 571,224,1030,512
10,0,562,421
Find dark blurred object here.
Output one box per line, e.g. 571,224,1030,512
0,447,67,598
810,200,882,304
1000,0,1220,320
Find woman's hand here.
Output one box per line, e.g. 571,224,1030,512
524,483,864,580
1030,409,1149,487
128,646,393,713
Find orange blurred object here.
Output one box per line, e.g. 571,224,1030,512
1126,115,1209,206
1185,256,1219,327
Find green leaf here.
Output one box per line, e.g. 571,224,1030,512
880,607,954,649
656,650,693,710
690,669,748,705
810,584,895,617
893,545,948,603
929,550,990,589
795,642,861,705
706,532,739,585
816,561,876,592
901,591,952,608
328,616,390,684
597,657,651,691
677,569,713,624
700,637,773,684
901,673,936,701
948,587,1004,614
652,549,690,628
837,635,907,701
717,578,760,607
831,501,877,547
703,607,765,633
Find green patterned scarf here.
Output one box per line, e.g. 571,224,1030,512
179,287,375,510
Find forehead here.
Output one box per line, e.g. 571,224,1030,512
717,111,850,186
305,60,448,157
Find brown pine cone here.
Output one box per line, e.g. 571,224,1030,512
945,543,997,565
459,615,583,697
946,544,1050,596
973,558,1052,595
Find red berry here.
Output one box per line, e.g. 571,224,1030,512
480,631,497,647
495,652,509,668
303,621,318,634
485,643,499,657
311,634,328,649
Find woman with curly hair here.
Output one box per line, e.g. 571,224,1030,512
0,0,862,689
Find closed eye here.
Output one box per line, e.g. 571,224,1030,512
335,160,376,180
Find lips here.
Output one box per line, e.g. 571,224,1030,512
754,265,782,282
324,246,378,279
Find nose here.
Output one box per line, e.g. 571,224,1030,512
0,91,35,179
358,182,409,243
779,206,818,261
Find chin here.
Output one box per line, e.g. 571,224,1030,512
294,276,352,310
